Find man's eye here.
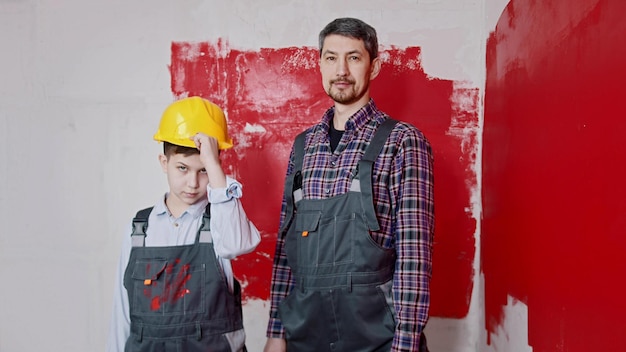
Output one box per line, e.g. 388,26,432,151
349,56,360,61
326,56,336,61
178,166,187,172
200,169,207,174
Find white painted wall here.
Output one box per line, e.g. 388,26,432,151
0,0,520,351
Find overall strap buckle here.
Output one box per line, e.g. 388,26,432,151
130,207,153,247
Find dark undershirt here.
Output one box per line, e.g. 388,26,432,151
329,122,344,152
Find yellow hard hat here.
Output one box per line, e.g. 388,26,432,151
153,96,233,150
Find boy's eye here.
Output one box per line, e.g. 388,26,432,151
200,169,207,174
178,166,187,172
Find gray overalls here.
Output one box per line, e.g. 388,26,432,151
123,206,244,352
279,119,425,351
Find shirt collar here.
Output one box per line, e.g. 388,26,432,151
153,193,209,219
320,99,379,134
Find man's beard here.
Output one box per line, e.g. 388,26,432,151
327,79,366,104
328,89,356,104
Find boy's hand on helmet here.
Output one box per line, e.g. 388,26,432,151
190,133,220,166
190,133,226,188
191,131,218,153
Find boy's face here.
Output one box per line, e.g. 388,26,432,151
159,152,209,213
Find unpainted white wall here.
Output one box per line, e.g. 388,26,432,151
0,0,524,351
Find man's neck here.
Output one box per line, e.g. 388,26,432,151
332,97,370,131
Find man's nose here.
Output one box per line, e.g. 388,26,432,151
336,58,349,76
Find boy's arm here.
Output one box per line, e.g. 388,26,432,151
208,177,261,258
191,132,259,257
105,226,132,352
190,133,226,188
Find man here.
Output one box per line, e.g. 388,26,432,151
264,17,434,352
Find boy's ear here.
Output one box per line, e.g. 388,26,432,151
158,154,168,173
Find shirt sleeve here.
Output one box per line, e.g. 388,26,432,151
105,225,132,352
390,128,435,352
208,176,261,259
265,147,297,339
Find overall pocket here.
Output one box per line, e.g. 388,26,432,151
130,259,206,316
294,211,369,267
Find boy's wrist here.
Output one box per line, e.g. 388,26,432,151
201,155,221,169
208,177,242,203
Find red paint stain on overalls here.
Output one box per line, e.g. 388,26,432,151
142,260,192,311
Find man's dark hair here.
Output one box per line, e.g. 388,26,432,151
163,142,199,158
318,17,379,61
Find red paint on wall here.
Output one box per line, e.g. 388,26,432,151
484,0,626,350
170,41,478,318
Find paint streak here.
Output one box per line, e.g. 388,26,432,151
151,296,160,311
484,0,626,350
170,41,479,318
142,260,192,311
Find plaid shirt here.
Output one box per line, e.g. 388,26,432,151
267,99,434,352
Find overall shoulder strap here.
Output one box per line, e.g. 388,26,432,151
350,118,398,192
131,207,153,247
354,118,399,231
280,130,307,232
291,130,307,202
198,204,213,243
362,118,398,162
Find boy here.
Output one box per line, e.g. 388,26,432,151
106,96,260,352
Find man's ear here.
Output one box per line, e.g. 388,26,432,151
158,154,168,173
370,57,381,80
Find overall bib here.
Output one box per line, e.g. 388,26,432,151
278,119,400,352
123,206,244,352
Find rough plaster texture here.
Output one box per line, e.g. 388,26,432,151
0,0,519,351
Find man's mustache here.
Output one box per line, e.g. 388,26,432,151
331,78,355,84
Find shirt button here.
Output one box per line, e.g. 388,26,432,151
331,161,336,166
174,223,179,227
325,189,330,194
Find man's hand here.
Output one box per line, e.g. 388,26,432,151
263,338,286,352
